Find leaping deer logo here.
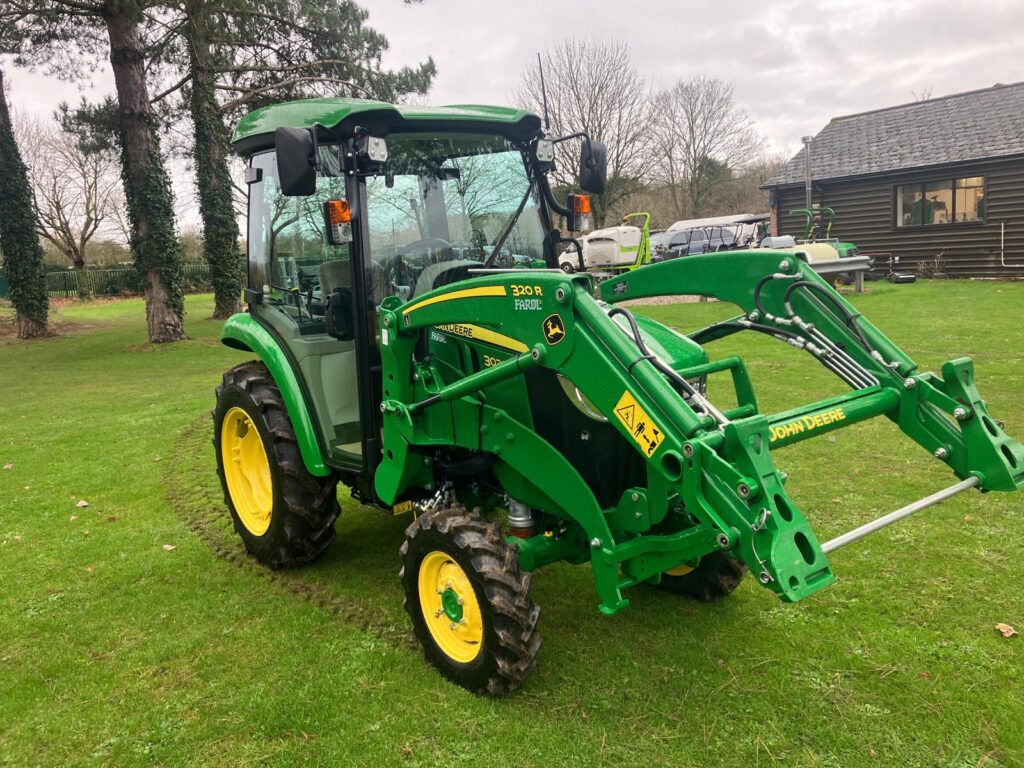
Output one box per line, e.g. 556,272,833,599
542,314,566,345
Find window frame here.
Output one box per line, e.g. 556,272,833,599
892,175,987,229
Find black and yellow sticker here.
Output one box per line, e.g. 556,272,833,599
613,390,665,458
392,500,414,516
542,314,566,345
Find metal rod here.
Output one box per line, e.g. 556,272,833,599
802,135,813,208
821,476,980,554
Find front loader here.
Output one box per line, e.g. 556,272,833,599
213,97,1024,695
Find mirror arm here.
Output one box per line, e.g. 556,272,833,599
538,172,570,217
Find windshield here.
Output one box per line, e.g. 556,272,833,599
364,133,546,301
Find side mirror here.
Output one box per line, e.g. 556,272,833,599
275,127,316,197
579,140,608,195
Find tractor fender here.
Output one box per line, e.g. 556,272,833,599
220,313,331,477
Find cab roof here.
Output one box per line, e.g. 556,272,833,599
231,98,543,156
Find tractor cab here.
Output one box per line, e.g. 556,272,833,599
228,99,609,497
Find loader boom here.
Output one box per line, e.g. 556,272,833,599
374,251,1024,615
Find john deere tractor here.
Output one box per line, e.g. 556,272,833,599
214,97,1024,695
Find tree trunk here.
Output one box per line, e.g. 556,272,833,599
0,68,49,339
104,4,186,343
185,2,242,319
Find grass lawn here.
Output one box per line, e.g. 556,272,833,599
1,281,1022,767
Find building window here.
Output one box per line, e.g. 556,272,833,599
896,176,984,226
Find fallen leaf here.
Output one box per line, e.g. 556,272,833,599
964,514,975,522
69,515,78,522
106,516,116,523
13,535,23,542
23,486,30,491
82,530,90,537
919,671,932,680
75,500,89,508
85,566,94,574
2,464,12,470
162,544,176,552
152,456,162,462
996,623,1017,638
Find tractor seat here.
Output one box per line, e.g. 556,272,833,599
317,258,352,296
411,259,480,299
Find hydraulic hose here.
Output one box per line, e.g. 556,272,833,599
608,306,728,424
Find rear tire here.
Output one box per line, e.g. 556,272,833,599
400,505,541,695
213,361,339,567
560,261,575,274
657,552,747,601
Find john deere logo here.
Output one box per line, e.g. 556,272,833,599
543,313,566,345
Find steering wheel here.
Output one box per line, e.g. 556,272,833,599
398,237,454,265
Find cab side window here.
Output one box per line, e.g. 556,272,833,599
247,150,351,329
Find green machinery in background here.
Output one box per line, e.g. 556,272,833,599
213,97,1024,695
790,205,860,259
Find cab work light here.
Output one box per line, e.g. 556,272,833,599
323,199,353,245
566,193,593,233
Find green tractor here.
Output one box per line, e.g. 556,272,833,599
214,97,1024,695
789,205,860,260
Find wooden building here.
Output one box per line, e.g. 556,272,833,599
763,82,1024,277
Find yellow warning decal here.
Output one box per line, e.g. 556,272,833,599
613,390,665,458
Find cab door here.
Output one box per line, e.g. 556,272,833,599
246,150,367,472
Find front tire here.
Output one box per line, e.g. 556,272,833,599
213,361,340,567
658,552,747,601
400,506,541,695
560,261,576,274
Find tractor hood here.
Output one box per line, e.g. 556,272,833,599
231,98,543,156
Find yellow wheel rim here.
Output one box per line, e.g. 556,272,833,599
418,550,484,664
220,406,273,536
665,563,694,577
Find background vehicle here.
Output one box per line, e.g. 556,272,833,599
650,226,734,261
559,211,652,274
666,214,765,249
213,97,1024,696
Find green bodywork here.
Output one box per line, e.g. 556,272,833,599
231,98,540,149
222,97,1023,618
344,252,1024,614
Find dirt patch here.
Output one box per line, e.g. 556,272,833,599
0,317,102,344
164,417,414,648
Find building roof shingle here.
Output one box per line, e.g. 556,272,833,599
765,81,1024,187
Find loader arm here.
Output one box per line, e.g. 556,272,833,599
373,255,1022,615
600,251,1024,493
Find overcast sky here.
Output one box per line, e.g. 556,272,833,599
4,0,1023,227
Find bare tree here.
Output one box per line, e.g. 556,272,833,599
15,111,123,269
912,86,934,102
652,76,763,220
514,39,653,227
